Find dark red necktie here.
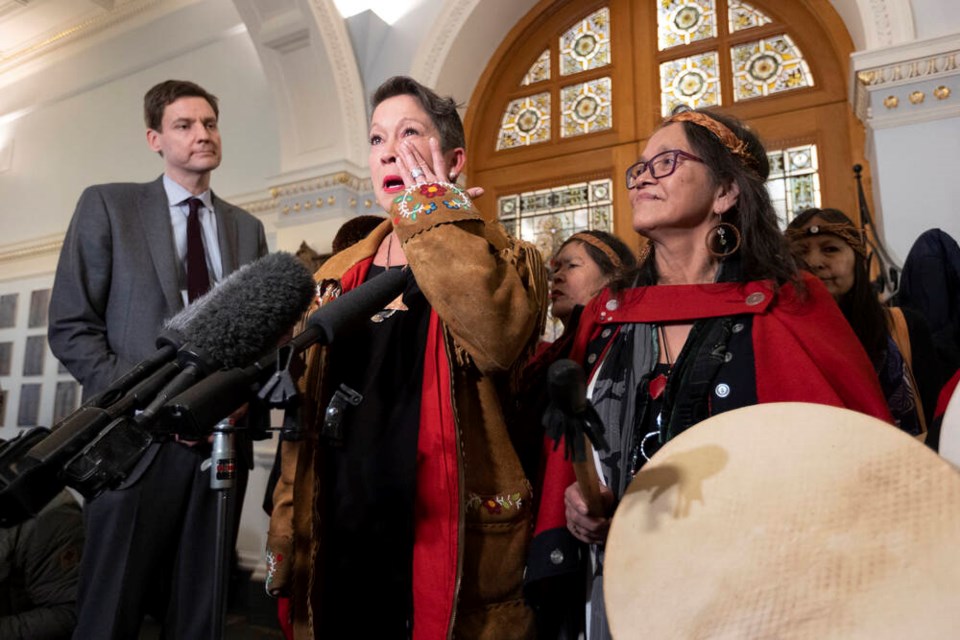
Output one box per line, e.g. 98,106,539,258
186,197,210,302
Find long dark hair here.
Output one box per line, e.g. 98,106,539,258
640,110,799,287
788,207,887,364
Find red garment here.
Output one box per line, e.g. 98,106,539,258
532,273,892,539
335,257,460,639
935,369,960,421
277,597,293,640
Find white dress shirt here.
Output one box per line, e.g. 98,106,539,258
163,174,224,305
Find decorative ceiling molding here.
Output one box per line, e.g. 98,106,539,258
0,234,63,263
233,169,375,220
306,0,367,166
860,0,914,49
0,0,161,74
1,168,376,266
410,0,480,86
851,33,960,128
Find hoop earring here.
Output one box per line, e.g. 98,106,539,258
706,219,741,258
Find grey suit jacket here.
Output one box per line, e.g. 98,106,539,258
49,175,268,400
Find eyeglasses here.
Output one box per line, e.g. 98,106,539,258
625,149,704,189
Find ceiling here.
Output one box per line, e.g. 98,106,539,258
0,0,163,74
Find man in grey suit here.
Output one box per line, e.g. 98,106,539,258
48,80,268,639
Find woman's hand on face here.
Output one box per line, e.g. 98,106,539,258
564,481,613,545
398,137,484,200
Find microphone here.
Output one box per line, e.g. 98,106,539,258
303,266,408,345
164,252,316,369
162,267,409,438
136,252,317,422
544,359,609,517
80,319,188,412
3,253,314,517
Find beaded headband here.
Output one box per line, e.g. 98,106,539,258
667,111,753,166
567,232,623,269
785,222,868,259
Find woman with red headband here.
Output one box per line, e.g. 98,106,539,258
786,207,944,444
529,110,893,639
549,231,637,328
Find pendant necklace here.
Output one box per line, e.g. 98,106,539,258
371,234,408,323
649,324,672,400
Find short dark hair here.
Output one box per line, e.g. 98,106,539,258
332,215,387,254
371,76,465,152
144,80,219,131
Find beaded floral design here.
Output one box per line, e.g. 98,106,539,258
419,184,447,197
393,181,472,222
466,491,525,515
265,549,283,591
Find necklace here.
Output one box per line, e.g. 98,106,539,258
649,324,672,400
371,234,408,323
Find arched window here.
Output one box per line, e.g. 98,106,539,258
467,0,866,255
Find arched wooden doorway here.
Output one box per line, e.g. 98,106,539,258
466,0,868,259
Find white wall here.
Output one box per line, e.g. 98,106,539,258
0,0,280,251
872,115,960,263
912,0,960,39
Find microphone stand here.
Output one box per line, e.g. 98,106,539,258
209,418,237,640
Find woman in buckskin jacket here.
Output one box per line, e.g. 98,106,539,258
265,76,548,639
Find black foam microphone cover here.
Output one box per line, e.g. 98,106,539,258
138,252,316,420
160,267,408,437
166,251,316,369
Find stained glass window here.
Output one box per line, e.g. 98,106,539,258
561,77,613,138
660,51,721,116
496,92,551,150
498,179,613,259
522,49,551,86
499,179,614,340
658,0,718,51
728,0,772,32
731,35,813,101
560,7,611,76
766,144,821,227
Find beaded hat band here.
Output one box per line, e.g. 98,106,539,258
785,222,868,259
667,111,753,166
567,232,623,269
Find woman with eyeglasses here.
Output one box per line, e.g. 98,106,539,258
530,109,892,639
